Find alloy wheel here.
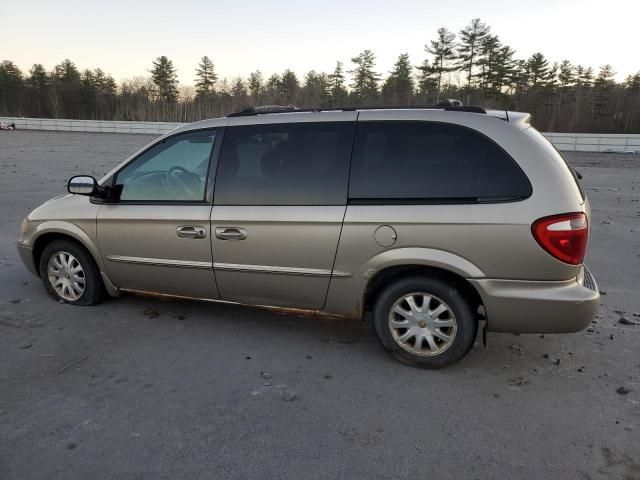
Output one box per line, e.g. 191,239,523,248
388,292,457,356
47,251,86,301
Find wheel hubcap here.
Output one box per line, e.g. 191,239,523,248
388,292,457,356
47,251,85,301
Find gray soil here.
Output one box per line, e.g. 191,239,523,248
1,130,639,479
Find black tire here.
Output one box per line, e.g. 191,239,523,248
373,276,477,368
39,239,107,306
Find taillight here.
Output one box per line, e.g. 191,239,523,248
532,213,588,265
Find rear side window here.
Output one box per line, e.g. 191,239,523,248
524,127,584,203
214,122,355,205
349,121,532,202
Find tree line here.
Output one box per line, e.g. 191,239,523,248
1,18,639,133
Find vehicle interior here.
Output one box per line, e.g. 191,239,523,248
116,132,214,201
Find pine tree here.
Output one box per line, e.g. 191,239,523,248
54,59,80,82
328,62,348,106
229,77,248,111
475,34,500,89
80,69,96,89
51,59,81,117
526,53,550,88
416,59,438,101
350,50,380,102
79,69,98,117
626,71,640,91
0,61,24,114
558,60,575,88
550,61,574,132
231,78,247,98
93,69,117,95
0,60,23,83
570,65,593,132
593,65,616,129
486,45,516,93
510,59,529,94
264,74,281,104
457,18,490,88
91,69,116,119
279,69,300,104
547,62,559,89
25,64,49,116
594,64,615,88
195,56,217,97
27,64,47,89
247,70,264,100
150,56,179,103
382,53,414,105
425,28,456,102
580,67,594,86
623,71,640,132
303,70,330,106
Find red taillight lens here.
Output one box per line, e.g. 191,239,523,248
532,213,588,265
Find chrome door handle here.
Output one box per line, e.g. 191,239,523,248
176,225,206,239
215,227,247,240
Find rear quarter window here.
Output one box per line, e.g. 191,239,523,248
523,128,585,203
349,121,532,203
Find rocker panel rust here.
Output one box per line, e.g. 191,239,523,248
120,288,363,320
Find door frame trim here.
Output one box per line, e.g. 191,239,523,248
107,255,213,269
213,262,351,278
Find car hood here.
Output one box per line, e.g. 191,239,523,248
27,194,99,222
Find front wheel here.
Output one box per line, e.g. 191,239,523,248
373,276,477,368
39,239,107,306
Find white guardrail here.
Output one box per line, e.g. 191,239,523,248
542,132,640,153
2,116,640,153
1,116,183,135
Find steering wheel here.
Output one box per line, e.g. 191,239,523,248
166,166,202,199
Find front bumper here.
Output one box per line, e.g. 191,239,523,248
470,266,599,333
16,241,39,276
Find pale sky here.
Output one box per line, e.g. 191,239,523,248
2,0,638,85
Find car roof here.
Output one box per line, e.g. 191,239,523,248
174,105,531,134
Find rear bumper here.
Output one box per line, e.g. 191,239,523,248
470,266,599,333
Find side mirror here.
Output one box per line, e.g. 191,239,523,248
68,175,97,195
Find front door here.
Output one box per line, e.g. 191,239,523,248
211,114,356,309
98,129,219,299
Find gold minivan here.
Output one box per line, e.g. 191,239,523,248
16,105,599,367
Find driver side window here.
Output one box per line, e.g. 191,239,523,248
116,129,216,201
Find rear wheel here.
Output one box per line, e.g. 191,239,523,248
39,239,107,306
373,276,477,368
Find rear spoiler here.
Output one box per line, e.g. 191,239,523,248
486,110,531,129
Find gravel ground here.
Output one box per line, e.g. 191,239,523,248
0,130,639,479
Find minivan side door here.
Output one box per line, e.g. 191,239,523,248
97,128,220,299
211,113,356,309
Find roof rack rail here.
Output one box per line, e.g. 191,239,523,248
228,105,309,117
436,98,463,107
341,105,487,114
228,103,487,117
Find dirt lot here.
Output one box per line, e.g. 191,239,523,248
1,130,639,479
